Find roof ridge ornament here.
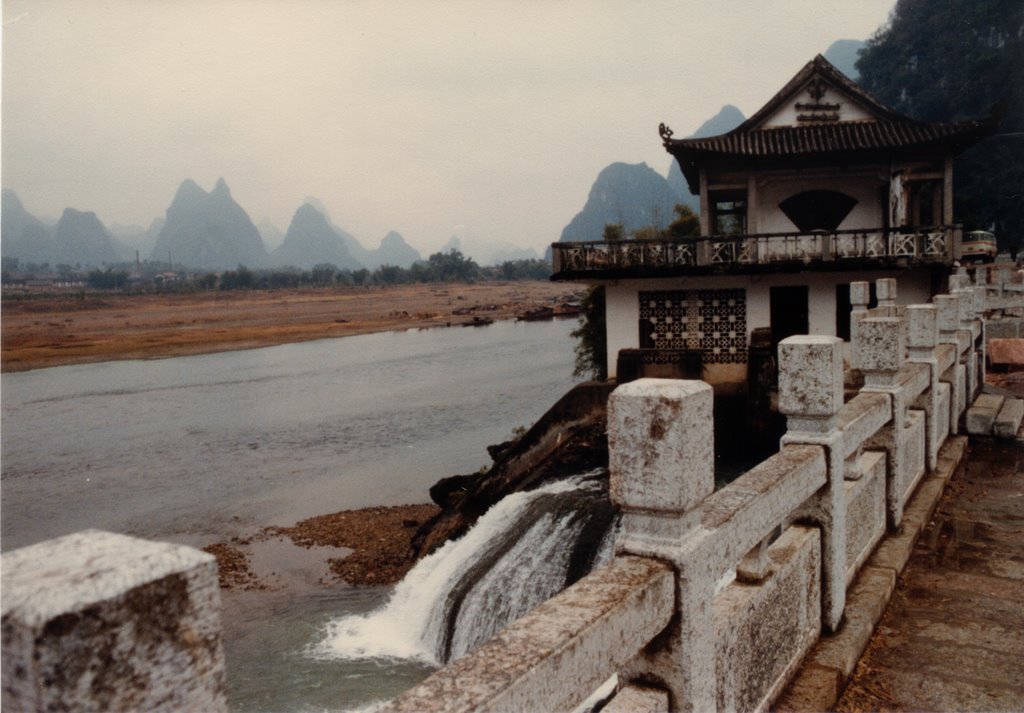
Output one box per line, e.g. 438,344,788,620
659,123,674,145
808,77,828,101
798,76,840,122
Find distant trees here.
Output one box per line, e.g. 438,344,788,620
86,269,129,289
571,285,607,380
601,204,700,241
856,0,1024,252
7,249,551,294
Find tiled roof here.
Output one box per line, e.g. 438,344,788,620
662,55,999,192
669,118,994,157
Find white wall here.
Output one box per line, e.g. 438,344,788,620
603,269,934,379
756,171,884,234
759,84,873,128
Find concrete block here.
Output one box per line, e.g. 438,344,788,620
858,317,905,379
988,338,1024,366
778,336,844,423
850,281,871,307
994,397,1024,439
603,684,669,713
906,304,938,351
608,378,714,513
876,277,897,306
935,294,961,333
966,393,1004,435
843,565,897,627
869,522,919,575
1,530,226,713
985,319,1021,341
773,664,842,713
807,614,874,677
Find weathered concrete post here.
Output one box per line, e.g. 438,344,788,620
608,378,715,713
777,336,847,632
935,293,967,432
876,278,897,313
952,286,980,399
849,281,871,370
906,305,947,470
1,530,227,713
857,316,919,529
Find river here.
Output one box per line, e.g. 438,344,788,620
1,318,579,711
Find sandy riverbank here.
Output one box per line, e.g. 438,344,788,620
204,503,442,591
1,281,583,372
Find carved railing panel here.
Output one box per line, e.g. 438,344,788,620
551,226,956,275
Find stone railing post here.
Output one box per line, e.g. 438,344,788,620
952,286,980,399
777,336,847,632
849,281,871,370
935,293,966,432
1,530,227,712
906,304,945,470
857,317,912,529
876,277,897,314
608,378,715,713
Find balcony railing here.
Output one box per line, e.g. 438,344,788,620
551,226,958,277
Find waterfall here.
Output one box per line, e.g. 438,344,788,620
311,470,614,666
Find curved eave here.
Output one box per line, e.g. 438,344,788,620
665,118,998,194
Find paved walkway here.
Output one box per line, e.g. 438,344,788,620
836,436,1024,712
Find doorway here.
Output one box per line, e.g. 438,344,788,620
770,285,809,345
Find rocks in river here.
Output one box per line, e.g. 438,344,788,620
410,381,616,559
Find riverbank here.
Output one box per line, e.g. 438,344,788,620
1,281,582,372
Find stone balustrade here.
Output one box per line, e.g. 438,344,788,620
3,268,1018,713
387,275,990,713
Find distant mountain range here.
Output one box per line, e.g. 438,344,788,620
151,178,268,270
3,41,865,271
2,181,423,272
1,189,125,267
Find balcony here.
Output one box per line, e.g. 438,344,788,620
550,226,959,280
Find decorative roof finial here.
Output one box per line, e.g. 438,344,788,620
808,78,828,101
659,123,674,144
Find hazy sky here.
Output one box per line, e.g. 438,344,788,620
2,1,896,255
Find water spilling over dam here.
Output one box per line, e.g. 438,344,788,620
313,471,615,666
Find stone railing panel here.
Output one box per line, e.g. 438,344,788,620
713,526,821,713
383,555,675,713
699,445,826,567
844,451,887,584
1,530,226,713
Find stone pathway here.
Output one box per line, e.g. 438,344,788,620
836,437,1024,712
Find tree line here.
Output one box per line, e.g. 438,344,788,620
1,250,553,292
856,0,1023,252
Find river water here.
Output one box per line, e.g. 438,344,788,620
1,318,579,711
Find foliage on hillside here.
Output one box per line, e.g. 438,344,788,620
856,0,1024,251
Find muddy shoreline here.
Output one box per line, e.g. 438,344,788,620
1,281,581,372
204,503,441,591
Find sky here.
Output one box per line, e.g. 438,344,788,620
2,0,896,256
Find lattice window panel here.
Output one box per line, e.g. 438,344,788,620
639,289,747,364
